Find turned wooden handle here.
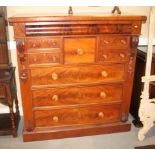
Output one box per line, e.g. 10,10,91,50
101,71,108,77
100,91,106,98
52,95,58,101
53,116,59,122
51,73,58,80
77,48,84,55
120,53,125,58
98,112,104,118
120,39,126,45
102,54,107,59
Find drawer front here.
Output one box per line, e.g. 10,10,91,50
31,64,125,85
64,37,95,63
97,51,128,62
98,36,130,49
29,52,61,64
32,83,123,107
26,37,62,49
34,104,121,127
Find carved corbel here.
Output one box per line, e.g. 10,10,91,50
16,39,27,80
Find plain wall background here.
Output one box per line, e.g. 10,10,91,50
0,6,151,113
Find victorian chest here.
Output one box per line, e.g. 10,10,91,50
9,15,146,141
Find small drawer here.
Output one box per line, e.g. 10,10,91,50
99,36,130,49
64,37,95,63
26,37,62,49
29,52,61,64
34,104,121,127
97,51,128,62
32,83,123,107
31,64,125,85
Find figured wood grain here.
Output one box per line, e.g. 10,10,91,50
64,37,95,63
34,104,121,127
30,64,125,85
32,83,123,107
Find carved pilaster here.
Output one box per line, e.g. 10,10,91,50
16,39,27,80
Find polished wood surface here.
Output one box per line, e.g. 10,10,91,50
30,64,125,85
32,83,123,107
9,15,146,141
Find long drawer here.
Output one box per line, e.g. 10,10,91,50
30,64,125,85
34,104,121,127
32,83,123,107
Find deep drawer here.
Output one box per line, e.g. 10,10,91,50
30,64,125,85
34,104,121,127
32,83,123,107
64,37,95,63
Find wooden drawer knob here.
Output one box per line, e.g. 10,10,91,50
102,54,107,59
101,71,108,77
51,73,58,80
134,25,138,29
52,41,57,46
52,95,58,101
33,57,37,62
120,40,126,45
98,112,104,118
53,116,59,122
77,48,84,55
120,53,125,58
100,91,106,98
103,40,109,44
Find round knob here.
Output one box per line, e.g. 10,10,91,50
51,73,58,80
134,25,138,29
33,57,37,62
100,91,106,98
101,71,108,77
102,54,107,59
120,40,126,45
77,48,83,55
120,53,125,58
98,112,104,118
103,40,109,44
32,44,36,48
52,41,57,46
53,116,59,122
52,95,58,101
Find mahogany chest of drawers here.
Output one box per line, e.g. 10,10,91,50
9,15,146,141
